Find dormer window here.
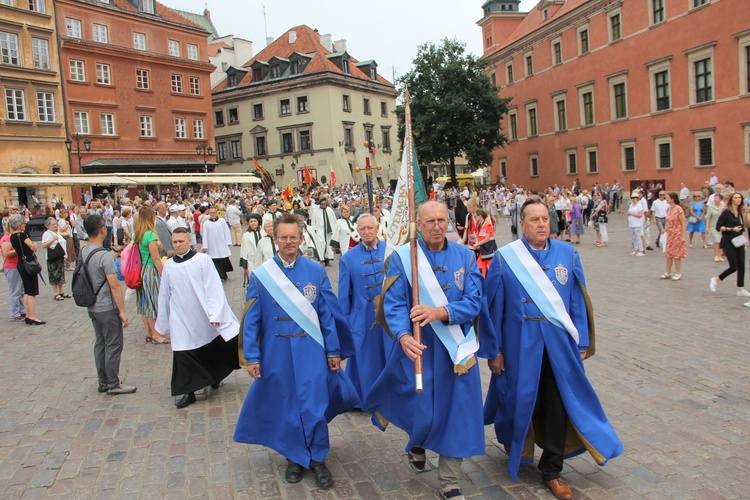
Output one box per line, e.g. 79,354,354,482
271,65,281,78
370,67,377,80
139,0,155,14
252,68,263,81
342,58,350,74
227,74,237,87
290,60,299,75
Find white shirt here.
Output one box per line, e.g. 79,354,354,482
628,201,645,227
225,205,242,226
651,199,669,218
679,187,690,200
201,218,232,259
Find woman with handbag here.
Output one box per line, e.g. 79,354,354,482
57,214,76,271
686,193,707,249
592,192,609,247
42,218,69,301
660,193,688,281
472,210,496,277
133,206,170,345
710,192,749,299
7,214,45,325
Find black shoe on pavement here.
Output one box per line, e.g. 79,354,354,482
210,383,220,389
408,446,426,472
310,461,333,488
646,246,654,251
175,392,196,408
284,460,304,484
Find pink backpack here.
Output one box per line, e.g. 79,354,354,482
120,242,143,289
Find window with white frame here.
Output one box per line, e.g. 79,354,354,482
686,43,715,105
524,53,533,77
140,0,154,14
171,74,183,93
529,154,539,177
297,95,309,113
621,140,636,171
608,9,622,42
93,24,108,44
28,0,45,13
299,129,312,151
187,44,198,60
216,142,226,160
608,72,628,120
31,38,49,70
228,108,238,124
578,84,595,126
66,18,82,39
647,57,671,112
36,91,54,122
4,89,25,120
0,31,20,65
100,113,115,136
693,129,714,167
739,33,750,95
255,135,267,156
692,0,709,8
342,94,351,112
231,140,242,159
73,111,89,134
566,149,577,175
168,40,180,57
651,0,665,25
506,61,514,84
139,115,153,137
654,135,672,169
586,146,598,173
553,93,567,132
281,132,294,153
0,0,13,5
552,38,562,66
96,63,111,85
508,110,518,140
133,32,146,51
577,25,589,55
69,59,85,81
193,119,204,139
279,98,291,116
135,68,149,89
175,118,186,139
252,102,263,120
189,76,200,95
525,102,538,137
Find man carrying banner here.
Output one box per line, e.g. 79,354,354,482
363,200,488,500
483,197,622,499
234,213,358,489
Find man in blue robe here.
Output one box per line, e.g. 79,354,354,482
483,197,623,500
363,201,489,500
338,214,389,407
234,213,358,489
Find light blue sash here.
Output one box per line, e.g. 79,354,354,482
253,260,325,349
499,240,579,344
395,244,478,366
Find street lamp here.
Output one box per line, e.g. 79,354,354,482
195,142,213,173
354,140,382,213
64,134,91,172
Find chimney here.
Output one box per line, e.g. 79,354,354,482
334,39,347,53
319,33,333,52
289,30,297,44
266,36,274,47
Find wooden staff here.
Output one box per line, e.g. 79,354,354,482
404,87,423,392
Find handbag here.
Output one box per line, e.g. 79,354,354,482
687,216,698,224
47,241,66,262
480,239,498,260
732,234,748,248
14,233,42,275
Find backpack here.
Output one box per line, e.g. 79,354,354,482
120,242,143,289
72,247,108,307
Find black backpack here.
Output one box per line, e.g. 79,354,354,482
72,247,108,307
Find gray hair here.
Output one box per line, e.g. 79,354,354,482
356,213,378,228
8,214,25,230
44,217,56,228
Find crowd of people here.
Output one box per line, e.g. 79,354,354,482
1,171,749,500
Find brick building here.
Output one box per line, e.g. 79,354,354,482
479,0,750,191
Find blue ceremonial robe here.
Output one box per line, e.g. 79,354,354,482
233,256,359,467
482,239,623,481
338,241,390,404
362,239,487,458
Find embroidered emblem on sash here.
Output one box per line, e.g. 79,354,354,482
554,264,568,285
303,283,317,302
454,268,465,291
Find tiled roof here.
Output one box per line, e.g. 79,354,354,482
101,0,206,32
171,7,221,40
487,0,591,56
213,25,393,93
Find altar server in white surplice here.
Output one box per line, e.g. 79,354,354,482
156,227,240,409
201,206,233,280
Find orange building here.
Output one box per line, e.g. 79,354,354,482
55,0,215,183
479,0,750,191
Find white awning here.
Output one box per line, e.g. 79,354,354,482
0,173,260,186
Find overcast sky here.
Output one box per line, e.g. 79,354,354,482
161,0,539,83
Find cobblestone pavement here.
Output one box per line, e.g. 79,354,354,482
1,214,748,499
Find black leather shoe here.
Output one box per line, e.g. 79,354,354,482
175,392,196,409
310,461,333,488
210,383,220,389
284,460,304,484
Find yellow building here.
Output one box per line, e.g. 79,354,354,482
211,25,399,189
0,0,70,209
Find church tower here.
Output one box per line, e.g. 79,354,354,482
478,0,527,56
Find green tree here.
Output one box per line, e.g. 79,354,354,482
397,38,509,186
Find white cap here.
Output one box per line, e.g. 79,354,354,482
169,204,179,212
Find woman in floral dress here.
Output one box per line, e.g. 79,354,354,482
660,192,688,281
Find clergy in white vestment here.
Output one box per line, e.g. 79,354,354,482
155,228,240,409
253,220,277,269
331,206,359,256
311,197,336,266
201,207,233,281
239,214,263,282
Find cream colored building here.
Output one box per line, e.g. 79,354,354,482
0,0,70,208
211,25,399,190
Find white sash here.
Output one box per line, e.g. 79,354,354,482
395,244,479,366
253,259,325,349
499,240,579,344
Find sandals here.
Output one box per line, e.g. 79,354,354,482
407,446,426,473
150,337,171,345
54,294,65,301
61,293,71,298
659,273,671,280
671,274,682,281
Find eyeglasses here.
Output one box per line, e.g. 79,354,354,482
275,235,301,242
420,219,448,228
659,194,666,197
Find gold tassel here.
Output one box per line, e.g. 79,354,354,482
454,355,476,375
375,411,390,429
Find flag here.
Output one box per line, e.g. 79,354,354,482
252,157,273,192
384,90,428,260
329,166,337,187
303,165,319,187
282,183,293,200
